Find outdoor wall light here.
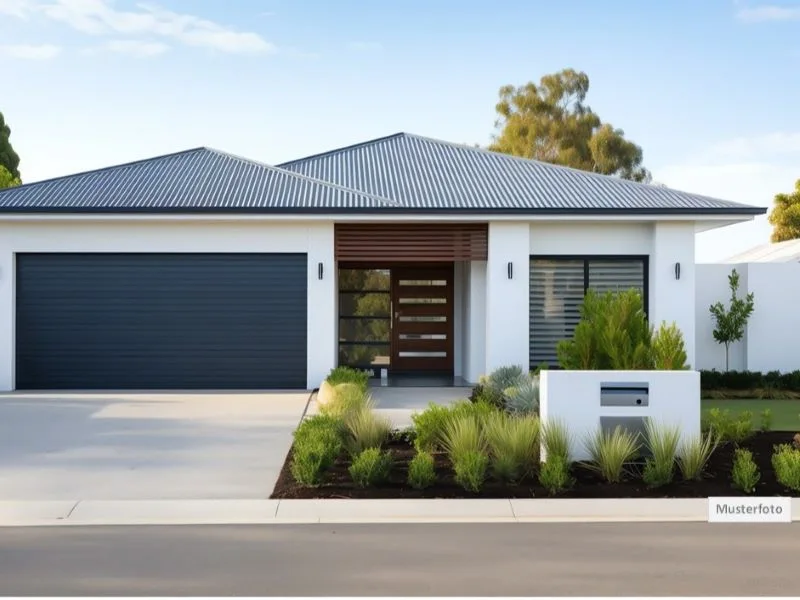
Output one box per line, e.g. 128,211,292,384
318,262,324,280
507,262,513,279
674,262,681,280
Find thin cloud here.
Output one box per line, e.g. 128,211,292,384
105,39,170,57
736,4,800,21
702,131,800,162
0,43,61,59
0,0,33,18
4,0,276,54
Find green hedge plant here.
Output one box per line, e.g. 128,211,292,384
325,366,371,390
771,444,800,492
407,450,436,489
349,448,393,487
290,415,344,487
538,456,574,495
731,448,759,494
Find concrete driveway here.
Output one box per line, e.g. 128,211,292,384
0,392,309,501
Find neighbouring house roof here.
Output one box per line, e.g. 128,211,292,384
278,133,765,216
722,239,800,263
0,132,767,216
0,147,400,213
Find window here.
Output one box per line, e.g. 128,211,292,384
338,269,390,370
529,257,648,367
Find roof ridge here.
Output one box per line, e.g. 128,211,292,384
203,147,402,208
276,132,407,167
0,147,209,194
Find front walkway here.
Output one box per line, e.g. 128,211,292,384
0,392,309,500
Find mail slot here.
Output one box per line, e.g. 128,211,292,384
600,382,649,407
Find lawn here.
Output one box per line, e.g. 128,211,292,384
701,398,800,431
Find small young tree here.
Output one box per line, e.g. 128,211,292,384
709,269,755,371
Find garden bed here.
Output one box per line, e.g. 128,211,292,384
270,430,797,500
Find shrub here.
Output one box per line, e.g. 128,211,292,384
290,415,344,487
483,412,540,483
677,432,720,481
441,414,486,464
538,456,574,495
541,418,572,464
343,403,392,456
469,383,504,409
452,450,489,493
771,444,800,492
484,365,526,394
642,420,681,488
325,366,370,390
504,376,540,416
760,409,773,432
348,448,393,487
731,448,759,493
450,398,498,424
699,369,800,393
407,450,436,489
411,403,453,452
582,425,640,483
794,433,800,450
651,322,689,370
704,408,754,444
319,383,371,420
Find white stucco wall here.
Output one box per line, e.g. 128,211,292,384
530,222,653,255
650,222,696,368
696,262,800,373
539,370,701,462
0,220,336,391
465,260,487,384
485,222,530,374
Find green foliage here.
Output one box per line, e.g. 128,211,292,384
348,448,393,487
581,426,640,483
290,415,344,487
760,409,773,433
731,448,760,494
483,412,540,483
325,366,370,390
468,383,505,409
709,269,755,372
541,418,572,464
768,179,800,243
441,414,486,464
504,377,540,416
771,444,800,491
411,403,453,452
0,112,21,181
703,408,754,444
484,365,526,392
699,369,800,391
319,383,370,420
407,451,436,489
677,432,720,481
0,165,20,189
651,322,689,370
450,398,499,423
343,403,392,456
642,420,680,488
538,456,574,495
452,450,489,493
489,69,650,182
556,289,687,371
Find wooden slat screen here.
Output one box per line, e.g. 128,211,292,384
335,224,488,261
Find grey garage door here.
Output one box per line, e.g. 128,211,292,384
15,253,308,390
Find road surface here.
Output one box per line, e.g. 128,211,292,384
0,522,797,596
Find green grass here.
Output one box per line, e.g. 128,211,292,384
701,399,800,431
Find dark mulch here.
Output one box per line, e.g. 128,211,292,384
270,430,798,499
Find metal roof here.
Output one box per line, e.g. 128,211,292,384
279,132,766,216
0,147,399,213
722,239,800,263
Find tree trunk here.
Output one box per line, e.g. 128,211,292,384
724,342,730,372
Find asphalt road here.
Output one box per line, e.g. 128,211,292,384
0,522,797,596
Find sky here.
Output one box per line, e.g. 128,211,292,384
1,0,798,262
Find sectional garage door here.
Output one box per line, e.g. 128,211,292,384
15,253,308,390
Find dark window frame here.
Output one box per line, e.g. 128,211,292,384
529,254,650,368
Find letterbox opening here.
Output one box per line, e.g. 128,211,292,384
600,382,649,407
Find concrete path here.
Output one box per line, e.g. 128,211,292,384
1,522,798,595
0,392,309,500
306,385,470,428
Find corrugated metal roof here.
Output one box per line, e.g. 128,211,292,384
0,147,399,212
722,239,800,263
279,132,765,215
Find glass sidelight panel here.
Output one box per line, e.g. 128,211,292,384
339,318,390,343
339,344,391,367
339,293,390,317
338,267,391,369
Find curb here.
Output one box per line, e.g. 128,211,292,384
1,498,797,527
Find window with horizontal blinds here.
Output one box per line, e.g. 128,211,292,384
529,257,648,367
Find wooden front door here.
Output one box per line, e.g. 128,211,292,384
390,265,454,372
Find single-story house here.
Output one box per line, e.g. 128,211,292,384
0,133,766,391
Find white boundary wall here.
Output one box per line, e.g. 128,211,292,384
539,370,701,462
696,262,800,373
